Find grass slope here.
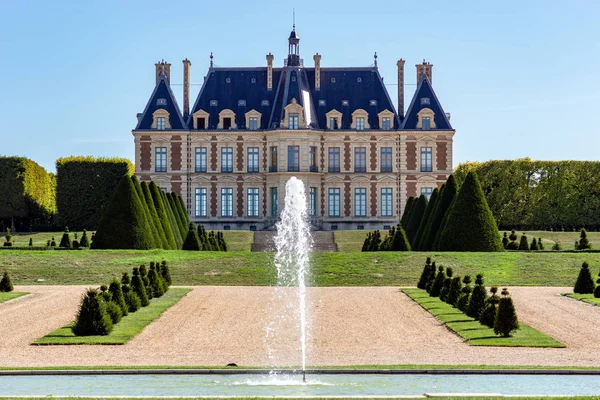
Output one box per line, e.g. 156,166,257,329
34,288,190,345
0,292,28,303
0,250,598,287
564,293,600,307
403,289,564,348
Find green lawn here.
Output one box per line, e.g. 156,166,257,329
0,292,28,303
7,230,254,252
403,289,564,348
564,293,600,307
1,250,598,287
1,398,598,400
34,288,190,345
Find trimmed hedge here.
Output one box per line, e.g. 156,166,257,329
56,156,134,230
425,176,458,251
405,195,428,245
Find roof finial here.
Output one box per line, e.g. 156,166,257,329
293,8,296,30
374,52,378,68
210,52,214,68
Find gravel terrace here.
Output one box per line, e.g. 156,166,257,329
1,285,600,368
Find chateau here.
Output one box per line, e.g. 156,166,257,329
132,27,455,231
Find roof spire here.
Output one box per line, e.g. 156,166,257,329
374,52,378,68
293,8,295,30
210,52,214,68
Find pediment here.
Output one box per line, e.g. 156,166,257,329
324,175,345,183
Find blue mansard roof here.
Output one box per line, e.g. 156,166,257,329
136,73,187,130
402,73,453,130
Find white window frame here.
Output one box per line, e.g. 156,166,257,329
221,147,233,173
195,147,207,173
328,188,341,217
420,147,433,172
221,188,233,217
247,188,259,217
195,188,207,217
381,188,393,217
247,147,259,173
157,117,166,130
155,147,167,172
354,188,367,217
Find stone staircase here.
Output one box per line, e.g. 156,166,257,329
251,231,338,252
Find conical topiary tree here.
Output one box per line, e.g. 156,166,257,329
91,175,155,250
131,267,149,307
59,227,71,248
538,237,544,251
405,195,428,246
530,238,539,251
417,257,432,289
446,276,462,306
167,193,187,241
595,271,600,299
182,223,201,251
72,288,113,336
424,176,458,251
79,229,90,247
439,267,453,302
467,274,487,319
29,238,33,247
163,191,183,249
141,181,170,250
160,260,172,286
425,261,437,292
429,265,445,298
494,288,519,337
149,182,178,249
362,232,371,252
518,235,529,251
502,232,509,249
438,172,503,252
108,278,128,316
574,261,595,294
391,224,411,251
413,188,439,250
0,271,14,292
400,196,415,229
148,264,164,298
456,275,472,311
139,265,152,300
576,228,592,250
480,286,500,328
369,230,382,252
131,176,158,249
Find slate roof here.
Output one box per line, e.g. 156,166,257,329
402,73,453,130
136,73,187,130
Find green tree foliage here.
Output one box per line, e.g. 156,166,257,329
0,271,14,292
149,182,178,250
439,172,504,252
391,224,411,251
79,229,90,247
509,230,518,241
494,288,519,337
576,228,592,250
467,274,487,319
425,261,437,293
400,196,415,229
131,267,149,307
454,159,600,230
417,257,432,289
538,238,544,250
162,192,183,249
413,188,439,250
72,288,113,336
167,193,187,240
446,276,462,306
0,156,56,230
122,287,141,313
456,275,472,312
160,260,172,286
439,267,454,302
56,156,133,230
424,176,458,251
3,228,12,247
530,238,539,251
429,265,445,298
594,271,600,299
91,175,155,250
59,227,71,248
502,232,509,249
108,279,128,316
574,261,595,294
518,235,529,251
131,176,158,249
405,195,428,245
182,223,201,250
141,182,170,249
147,264,164,298
479,286,500,328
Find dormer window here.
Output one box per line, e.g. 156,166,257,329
156,98,167,106
245,109,262,131
422,117,431,130
282,98,305,129
218,109,237,130
382,117,391,130
351,109,370,130
238,99,246,107
325,109,342,131
249,117,258,130
192,109,209,130
417,108,436,130
157,117,166,130
288,113,299,129
378,109,395,130
152,109,171,130
356,117,365,131
226,77,231,83
329,118,338,130
357,77,362,83
331,77,336,83
420,98,430,105
291,76,296,82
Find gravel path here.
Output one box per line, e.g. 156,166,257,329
2,285,600,368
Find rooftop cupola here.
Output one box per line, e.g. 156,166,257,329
287,24,300,66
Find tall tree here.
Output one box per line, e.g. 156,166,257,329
400,196,415,229
405,195,428,245
413,188,439,250
148,182,178,250
424,176,458,251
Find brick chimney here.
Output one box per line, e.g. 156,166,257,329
155,60,171,85
182,58,191,118
416,60,432,84
266,53,274,91
396,59,405,118
313,53,321,90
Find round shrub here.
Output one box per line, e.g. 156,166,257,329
456,275,472,312
494,288,519,337
574,261,595,294
417,258,432,289
479,287,500,328
425,261,437,293
123,287,141,313
72,288,113,336
467,274,487,319
0,271,14,292
446,276,462,306
105,301,123,324
518,235,529,251
429,265,445,298
439,267,453,302
131,269,149,307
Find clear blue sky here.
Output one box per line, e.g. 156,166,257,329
1,0,599,173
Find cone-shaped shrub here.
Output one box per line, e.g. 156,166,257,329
417,257,432,289
446,276,462,306
576,228,592,250
494,288,519,337
177,195,190,225
467,274,487,319
518,235,529,251
480,287,500,328
72,288,113,336
391,224,411,251
368,230,382,251
0,271,14,292
131,176,158,249
121,272,131,285
509,229,518,241
530,238,538,251
29,238,33,247
149,182,178,249
218,232,228,251
105,300,123,324
148,265,164,298
163,192,183,249
413,188,438,250
139,265,152,300
502,232,509,249
122,286,141,313
405,195,428,245
182,223,201,250
456,275,472,311
538,238,544,251
595,272,600,299
423,176,458,251
59,227,71,248
108,279,128,316
425,261,437,292
131,268,149,307
439,267,454,302
160,260,172,286
439,172,503,252
79,229,90,247
429,265,445,297
141,181,170,249
167,193,187,241
362,232,371,252
91,175,154,250
574,261,595,294
400,196,415,229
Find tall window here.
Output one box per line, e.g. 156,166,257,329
247,147,259,173
195,188,207,217
329,117,338,130
247,188,259,217
420,147,433,172
221,188,233,217
355,188,367,217
382,117,391,130
381,147,392,172
309,146,318,172
422,117,431,130
195,147,207,173
271,187,278,217
221,147,233,173
157,117,166,130
288,113,299,129
249,117,258,130
421,187,433,200
354,147,366,172
288,145,299,172
270,146,278,172
328,188,340,217
309,187,317,216
381,188,393,217
328,147,340,172
356,117,365,131
155,147,167,172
